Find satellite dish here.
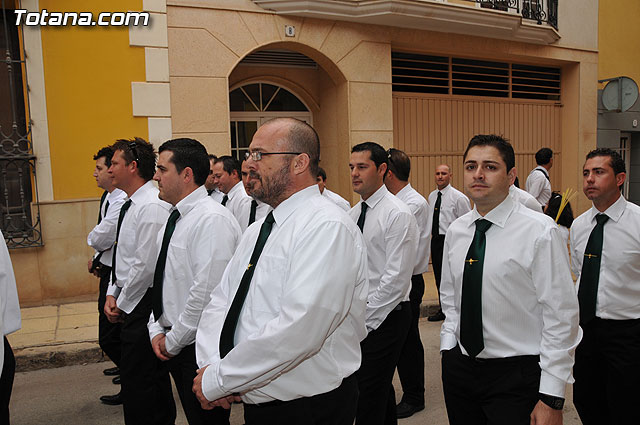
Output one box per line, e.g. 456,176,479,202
602,76,639,112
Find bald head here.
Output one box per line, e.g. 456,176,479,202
261,117,320,177
435,164,451,190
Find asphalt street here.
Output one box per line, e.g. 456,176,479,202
9,320,582,425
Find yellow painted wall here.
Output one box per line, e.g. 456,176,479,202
598,0,640,85
39,0,148,200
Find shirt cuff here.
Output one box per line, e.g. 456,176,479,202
440,333,457,352
106,284,121,298
202,361,224,402
539,370,566,398
164,332,183,357
148,321,165,342
117,296,135,315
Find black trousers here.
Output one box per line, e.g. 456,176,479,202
396,274,425,406
166,343,230,425
441,345,540,425
97,265,121,367
0,336,15,425
243,374,358,425
430,235,445,310
355,302,411,425
574,317,640,425
120,290,176,425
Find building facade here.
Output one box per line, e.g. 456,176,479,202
2,0,598,305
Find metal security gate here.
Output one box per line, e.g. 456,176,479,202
1,3,42,248
393,94,562,197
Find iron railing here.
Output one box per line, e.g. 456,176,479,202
476,0,558,30
1,4,43,248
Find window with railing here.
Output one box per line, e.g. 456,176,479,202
1,5,42,249
473,0,558,29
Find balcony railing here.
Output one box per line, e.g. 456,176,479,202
475,0,558,29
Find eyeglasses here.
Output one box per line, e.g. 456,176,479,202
128,142,140,164
387,149,396,170
245,151,301,161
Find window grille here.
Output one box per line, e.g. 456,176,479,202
1,4,43,248
392,51,560,101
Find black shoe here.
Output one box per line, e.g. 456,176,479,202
112,375,121,385
396,401,424,419
100,392,123,405
427,311,445,322
103,366,120,376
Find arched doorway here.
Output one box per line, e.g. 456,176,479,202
229,82,312,161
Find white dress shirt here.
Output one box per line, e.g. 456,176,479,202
395,183,431,274
87,188,126,267
509,185,543,213
440,196,581,397
209,187,225,203
349,185,418,331
147,186,242,355
322,188,351,211
107,181,171,314
225,181,253,232
196,185,368,404
428,184,471,236
570,195,640,320
1,231,21,336
525,166,552,207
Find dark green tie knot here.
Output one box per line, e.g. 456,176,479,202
474,218,492,234
357,202,368,233
265,211,275,225
596,214,609,226
168,209,180,224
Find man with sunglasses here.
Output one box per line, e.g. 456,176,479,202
194,118,367,425
104,137,175,425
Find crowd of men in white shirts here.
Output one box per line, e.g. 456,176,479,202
1,117,638,425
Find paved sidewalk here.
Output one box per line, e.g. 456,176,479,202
8,271,441,371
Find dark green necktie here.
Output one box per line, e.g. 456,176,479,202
578,214,609,325
432,191,442,237
460,218,492,358
97,191,108,224
357,202,368,233
222,195,229,206
111,199,132,284
152,209,181,320
248,199,258,226
219,211,276,358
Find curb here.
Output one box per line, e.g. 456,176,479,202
14,342,105,372
14,301,441,372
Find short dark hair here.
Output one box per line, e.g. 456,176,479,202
317,167,327,181
535,148,553,166
214,155,241,179
387,148,410,181
545,192,574,228
351,142,388,169
208,154,217,161
158,138,210,186
111,137,156,181
463,134,515,172
93,146,114,167
585,148,626,176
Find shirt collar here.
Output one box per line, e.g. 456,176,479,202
128,180,155,204
469,194,514,229
535,165,549,176
227,181,246,199
588,194,627,223
175,185,208,217
395,183,412,199
361,184,388,209
272,184,321,226
438,183,451,195
107,188,126,201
